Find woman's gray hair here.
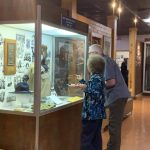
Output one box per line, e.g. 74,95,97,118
87,55,105,74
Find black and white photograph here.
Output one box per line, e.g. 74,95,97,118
24,52,32,62
0,42,4,69
6,77,13,88
5,76,15,91
0,92,5,102
16,34,25,44
25,62,30,69
6,93,16,102
16,34,25,57
26,39,31,49
0,78,5,89
0,58,3,72
17,59,26,73
0,33,3,45
31,35,35,49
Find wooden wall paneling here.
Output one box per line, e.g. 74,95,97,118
0,0,36,21
37,0,62,25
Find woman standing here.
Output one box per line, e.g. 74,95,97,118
77,55,106,150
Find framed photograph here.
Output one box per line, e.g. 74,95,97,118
92,36,102,46
4,39,16,75
103,36,112,57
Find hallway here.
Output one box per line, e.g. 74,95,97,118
103,96,150,150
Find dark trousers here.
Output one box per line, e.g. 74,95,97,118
80,120,102,150
107,99,127,150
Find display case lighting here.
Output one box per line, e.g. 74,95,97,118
56,29,78,36
42,24,57,31
42,24,78,36
4,23,35,32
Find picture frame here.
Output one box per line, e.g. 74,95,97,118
103,36,112,57
92,36,102,46
4,39,16,75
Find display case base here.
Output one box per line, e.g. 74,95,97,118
0,103,82,150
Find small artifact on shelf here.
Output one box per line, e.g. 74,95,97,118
40,103,56,110
14,107,25,112
68,96,82,102
15,81,29,92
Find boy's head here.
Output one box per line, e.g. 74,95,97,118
87,55,105,74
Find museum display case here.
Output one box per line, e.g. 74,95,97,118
0,23,87,114
40,23,87,113
143,42,150,93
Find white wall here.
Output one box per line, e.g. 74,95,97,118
117,34,150,51
117,36,129,50
137,35,150,42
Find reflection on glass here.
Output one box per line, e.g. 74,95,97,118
0,23,35,113
55,38,85,96
40,24,86,112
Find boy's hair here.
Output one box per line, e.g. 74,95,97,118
87,55,105,74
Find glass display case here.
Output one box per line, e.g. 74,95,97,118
143,42,150,93
0,23,87,114
40,23,87,113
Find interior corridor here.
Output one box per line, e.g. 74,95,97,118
103,96,150,150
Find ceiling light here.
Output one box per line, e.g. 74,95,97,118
143,17,150,23
111,1,117,9
118,6,122,14
134,17,138,25
111,0,117,14
117,4,122,18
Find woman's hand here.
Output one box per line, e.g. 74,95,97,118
68,83,87,89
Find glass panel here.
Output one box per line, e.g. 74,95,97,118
144,43,150,91
0,23,35,113
40,24,87,112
